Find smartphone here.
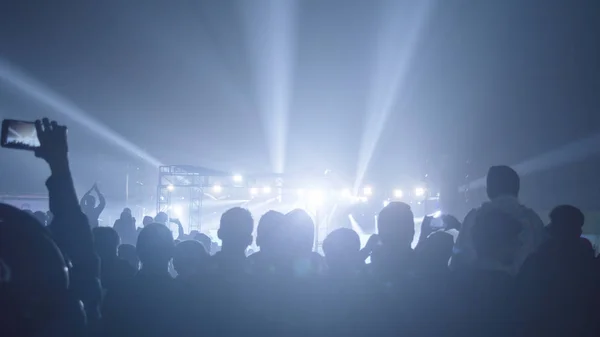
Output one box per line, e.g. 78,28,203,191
1,119,40,151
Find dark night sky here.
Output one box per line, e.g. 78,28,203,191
0,0,599,208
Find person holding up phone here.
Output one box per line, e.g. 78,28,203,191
80,183,106,229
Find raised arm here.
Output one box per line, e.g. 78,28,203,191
80,185,93,209
94,184,106,214
35,118,101,327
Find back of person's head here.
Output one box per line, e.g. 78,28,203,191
377,202,415,247
118,244,139,271
142,215,154,226
193,233,212,254
173,240,210,277
418,231,454,269
82,194,96,208
93,227,120,259
32,211,47,226
136,223,174,270
473,209,522,265
323,228,361,269
285,209,315,254
548,205,584,241
257,210,285,251
0,203,79,337
120,208,133,221
218,207,254,252
486,165,520,200
154,212,168,225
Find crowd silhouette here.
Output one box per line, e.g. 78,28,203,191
1,119,600,337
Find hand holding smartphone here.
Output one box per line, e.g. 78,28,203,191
1,119,41,151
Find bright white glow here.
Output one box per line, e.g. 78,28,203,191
262,186,272,194
167,184,175,192
383,200,390,208
308,189,325,206
250,188,259,196
415,187,426,197
432,210,442,218
363,186,373,196
172,205,183,217
393,189,403,198
296,188,305,197
358,196,368,203
233,175,243,183
212,185,222,193
341,188,352,198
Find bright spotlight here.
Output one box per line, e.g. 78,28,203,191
212,185,222,193
393,189,403,198
167,184,175,192
341,188,352,198
296,188,305,197
415,187,426,197
262,186,272,194
363,186,373,196
250,187,258,196
432,210,442,218
383,200,390,208
308,189,325,206
233,174,243,183
172,205,183,217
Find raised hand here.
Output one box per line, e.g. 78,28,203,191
34,118,68,169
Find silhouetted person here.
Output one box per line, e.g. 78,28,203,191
284,209,325,277
118,243,139,271
213,207,254,275
113,208,137,246
516,205,599,337
142,215,153,226
415,230,454,277
371,202,416,281
323,228,362,276
153,212,168,226
173,240,210,283
102,223,180,337
32,210,47,226
440,209,523,337
93,227,134,292
194,233,213,255
80,183,106,228
248,210,285,274
452,165,544,274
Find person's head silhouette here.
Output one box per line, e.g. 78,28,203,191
32,211,47,226
136,223,174,273
118,243,139,271
323,228,361,272
217,207,254,255
285,209,315,254
81,195,96,212
486,166,520,200
154,212,169,226
418,231,454,271
93,227,120,260
473,209,522,266
173,240,210,279
257,210,285,254
547,205,584,241
142,216,154,227
377,202,415,249
193,233,212,255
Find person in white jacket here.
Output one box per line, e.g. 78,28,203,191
451,165,545,275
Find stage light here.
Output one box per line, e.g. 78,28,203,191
432,210,442,218
363,186,373,196
172,205,183,217
212,185,222,193
262,186,272,194
415,187,425,197
233,174,243,183
393,189,403,198
167,184,175,192
383,200,390,208
341,188,352,198
250,187,258,196
308,189,325,206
